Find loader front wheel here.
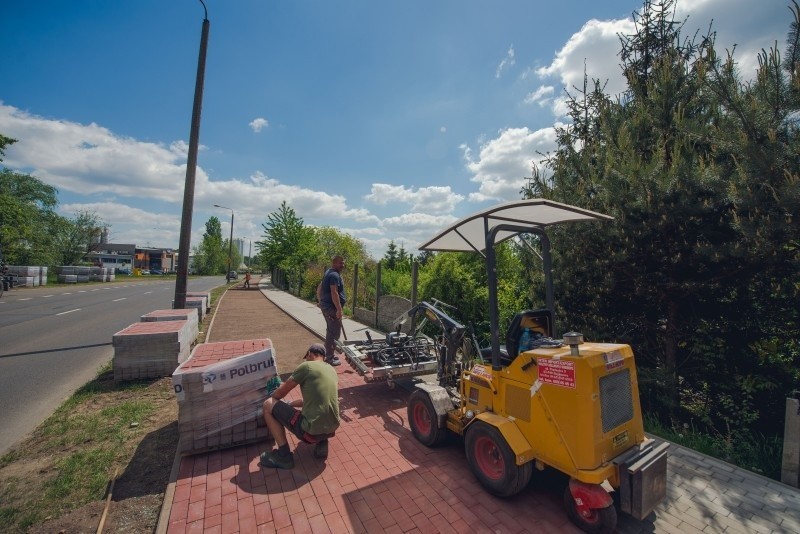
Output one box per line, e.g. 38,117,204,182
408,389,447,447
563,486,617,534
465,422,532,497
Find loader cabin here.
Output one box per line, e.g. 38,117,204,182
417,199,613,369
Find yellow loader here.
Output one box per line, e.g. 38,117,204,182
406,199,668,534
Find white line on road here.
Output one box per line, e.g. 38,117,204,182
18,298,32,301
56,308,81,316
144,291,152,295
43,295,54,298
63,292,72,295
112,297,127,302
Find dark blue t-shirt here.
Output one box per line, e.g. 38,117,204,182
319,269,346,309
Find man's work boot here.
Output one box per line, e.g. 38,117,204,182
260,449,295,469
314,439,329,459
325,356,342,367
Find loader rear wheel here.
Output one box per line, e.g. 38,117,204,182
408,390,447,447
563,486,617,534
465,422,532,497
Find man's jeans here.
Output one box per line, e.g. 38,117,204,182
321,307,342,359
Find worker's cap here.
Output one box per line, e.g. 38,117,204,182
307,343,326,356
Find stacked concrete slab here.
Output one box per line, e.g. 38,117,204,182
113,320,196,381
7,266,47,287
173,296,206,321
186,291,212,312
172,339,277,455
141,308,200,342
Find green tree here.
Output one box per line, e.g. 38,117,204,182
257,202,316,292
383,240,399,269
0,132,16,161
527,0,800,438
0,169,59,265
51,210,107,266
193,217,226,275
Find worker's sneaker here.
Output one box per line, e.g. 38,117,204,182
325,356,342,367
313,439,329,459
259,449,294,469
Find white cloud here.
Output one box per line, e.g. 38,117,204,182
0,103,194,202
536,17,633,113
249,117,269,133
365,184,464,214
524,85,555,106
462,127,556,203
532,1,787,119
495,45,516,78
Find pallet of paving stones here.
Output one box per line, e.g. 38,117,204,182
6,266,48,286
186,291,212,312
140,308,200,342
173,296,206,321
172,339,277,455
112,320,197,381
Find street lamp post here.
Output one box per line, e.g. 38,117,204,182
214,204,234,282
174,0,210,309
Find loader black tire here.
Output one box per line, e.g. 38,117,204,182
563,486,617,534
407,389,447,447
465,421,532,497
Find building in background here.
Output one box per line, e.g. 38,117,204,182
85,244,175,274
233,238,245,260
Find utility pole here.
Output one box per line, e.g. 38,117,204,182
174,0,210,309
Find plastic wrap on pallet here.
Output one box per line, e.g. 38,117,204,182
171,339,276,455
173,296,206,321
186,291,212,311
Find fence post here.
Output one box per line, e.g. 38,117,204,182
782,397,800,488
351,263,359,316
375,261,382,328
411,261,418,307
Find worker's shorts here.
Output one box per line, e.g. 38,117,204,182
271,400,335,444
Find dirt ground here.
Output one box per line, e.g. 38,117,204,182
12,280,321,533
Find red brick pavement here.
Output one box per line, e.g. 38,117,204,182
162,354,590,533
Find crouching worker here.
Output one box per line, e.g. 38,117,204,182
260,343,340,469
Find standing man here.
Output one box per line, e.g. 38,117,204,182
317,255,345,366
244,270,252,289
260,343,340,469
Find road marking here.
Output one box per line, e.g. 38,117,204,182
79,290,87,293
91,289,100,291
63,292,72,295
43,295,54,298
18,298,32,301
144,291,153,295
113,297,127,302
56,308,81,315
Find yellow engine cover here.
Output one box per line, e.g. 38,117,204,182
462,343,646,484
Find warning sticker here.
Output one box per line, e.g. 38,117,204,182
538,358,576,389
470,365,493,380
603,350,624,371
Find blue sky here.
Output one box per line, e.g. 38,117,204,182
0,0,789,260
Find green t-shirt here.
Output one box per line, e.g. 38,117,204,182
290,360,340,435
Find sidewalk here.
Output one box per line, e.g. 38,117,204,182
158,280,800,533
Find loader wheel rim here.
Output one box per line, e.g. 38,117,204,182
474,435,504,480
412,403,432,435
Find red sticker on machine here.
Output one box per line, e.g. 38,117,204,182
538,359,576,389
603,350,624,370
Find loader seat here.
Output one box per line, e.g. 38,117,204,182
505,309,554,360
480,346,512,367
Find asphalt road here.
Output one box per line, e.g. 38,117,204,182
0,276,222,455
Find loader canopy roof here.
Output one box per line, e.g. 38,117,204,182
418,199,613,253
